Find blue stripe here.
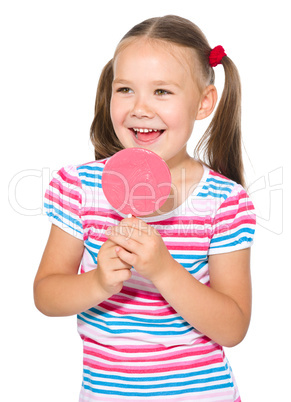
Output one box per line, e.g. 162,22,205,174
205,183,233,194
210,236,254,250
44,204,83,228
83,374,231,390
45,212,83,236
82,311,190,329
206,177,235,186
79,179,102,188
78,171,102,180
85,239,101,250
172,253,205,260
181,262,204,269
78,315,192,335
188,261,207,275
83,308,187,325
198,190,228,200
211,227,255,244
83,381,233,396
83,365,227,383
77,165,104,172
86,248,97,264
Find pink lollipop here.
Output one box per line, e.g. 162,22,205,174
102,148,171,216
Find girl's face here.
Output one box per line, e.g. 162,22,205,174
110,39,206,167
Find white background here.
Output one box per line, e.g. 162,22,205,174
1,1,290,400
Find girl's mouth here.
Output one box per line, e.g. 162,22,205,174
130,127,165,143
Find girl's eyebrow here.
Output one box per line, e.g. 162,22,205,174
113,78,182,88
151,80,181,88
112,78,131,85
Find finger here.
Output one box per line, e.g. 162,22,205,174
120,218,160,238
110,221,154,242
120,217,149,232
105,225,138,243
115,246,136,267
115,267,132,283
107,230,139,253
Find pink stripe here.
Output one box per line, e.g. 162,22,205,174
165,241,209,251
213,215,255,234
106,210,126,221
49,177,82,201
127,277,156,289
82,335,215,352
209,170,229,180
80,389,234,401
83,353,223,373
218,200,253,216
79,159,107,167
82,336,176,352
82,207,122,217
108,294,169,307
83,219,108,230
174,390,234,401
83,343,220,363
58,166,82,187
215,205,255,222
161,228,213,239
219,201,255,217
155,216,212,226
218,190,255,211
98,300,176,316
121,286,166,301
45,191,80,216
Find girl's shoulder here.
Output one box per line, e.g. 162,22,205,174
199,165,255,218
51,158,110,194
72,158,110,190
200,165,245,200
76,157,109,171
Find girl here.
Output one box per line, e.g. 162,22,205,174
34,15,256,401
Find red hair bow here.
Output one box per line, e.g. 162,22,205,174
209,45,227,67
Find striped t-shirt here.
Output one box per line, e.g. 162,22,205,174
44,158,256,401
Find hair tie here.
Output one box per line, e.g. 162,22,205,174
209,45,227,67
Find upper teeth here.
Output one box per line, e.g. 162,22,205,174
133,128,158,133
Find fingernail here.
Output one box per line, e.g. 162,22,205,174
105,227,112,236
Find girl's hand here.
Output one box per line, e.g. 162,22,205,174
106,217,173,284
95,238,132,298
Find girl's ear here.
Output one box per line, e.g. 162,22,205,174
196,85,218,120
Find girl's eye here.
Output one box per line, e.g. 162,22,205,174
155,89,170,96
117,87,132,94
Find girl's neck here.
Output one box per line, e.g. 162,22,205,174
144,153,204,217
167,152,196,180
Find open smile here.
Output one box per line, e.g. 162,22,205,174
129,127,165,143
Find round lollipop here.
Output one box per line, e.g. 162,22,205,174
102,148,172,216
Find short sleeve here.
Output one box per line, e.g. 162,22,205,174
44,165,84,240
208,184,256,255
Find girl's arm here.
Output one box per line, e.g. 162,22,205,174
107,217,252,347
153,248,251,347
34,224,132,317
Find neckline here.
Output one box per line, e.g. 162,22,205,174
116,163,210,223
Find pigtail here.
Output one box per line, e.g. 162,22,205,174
90,59,123,160
195,56,245,187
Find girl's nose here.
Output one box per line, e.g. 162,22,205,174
130,97,155,119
